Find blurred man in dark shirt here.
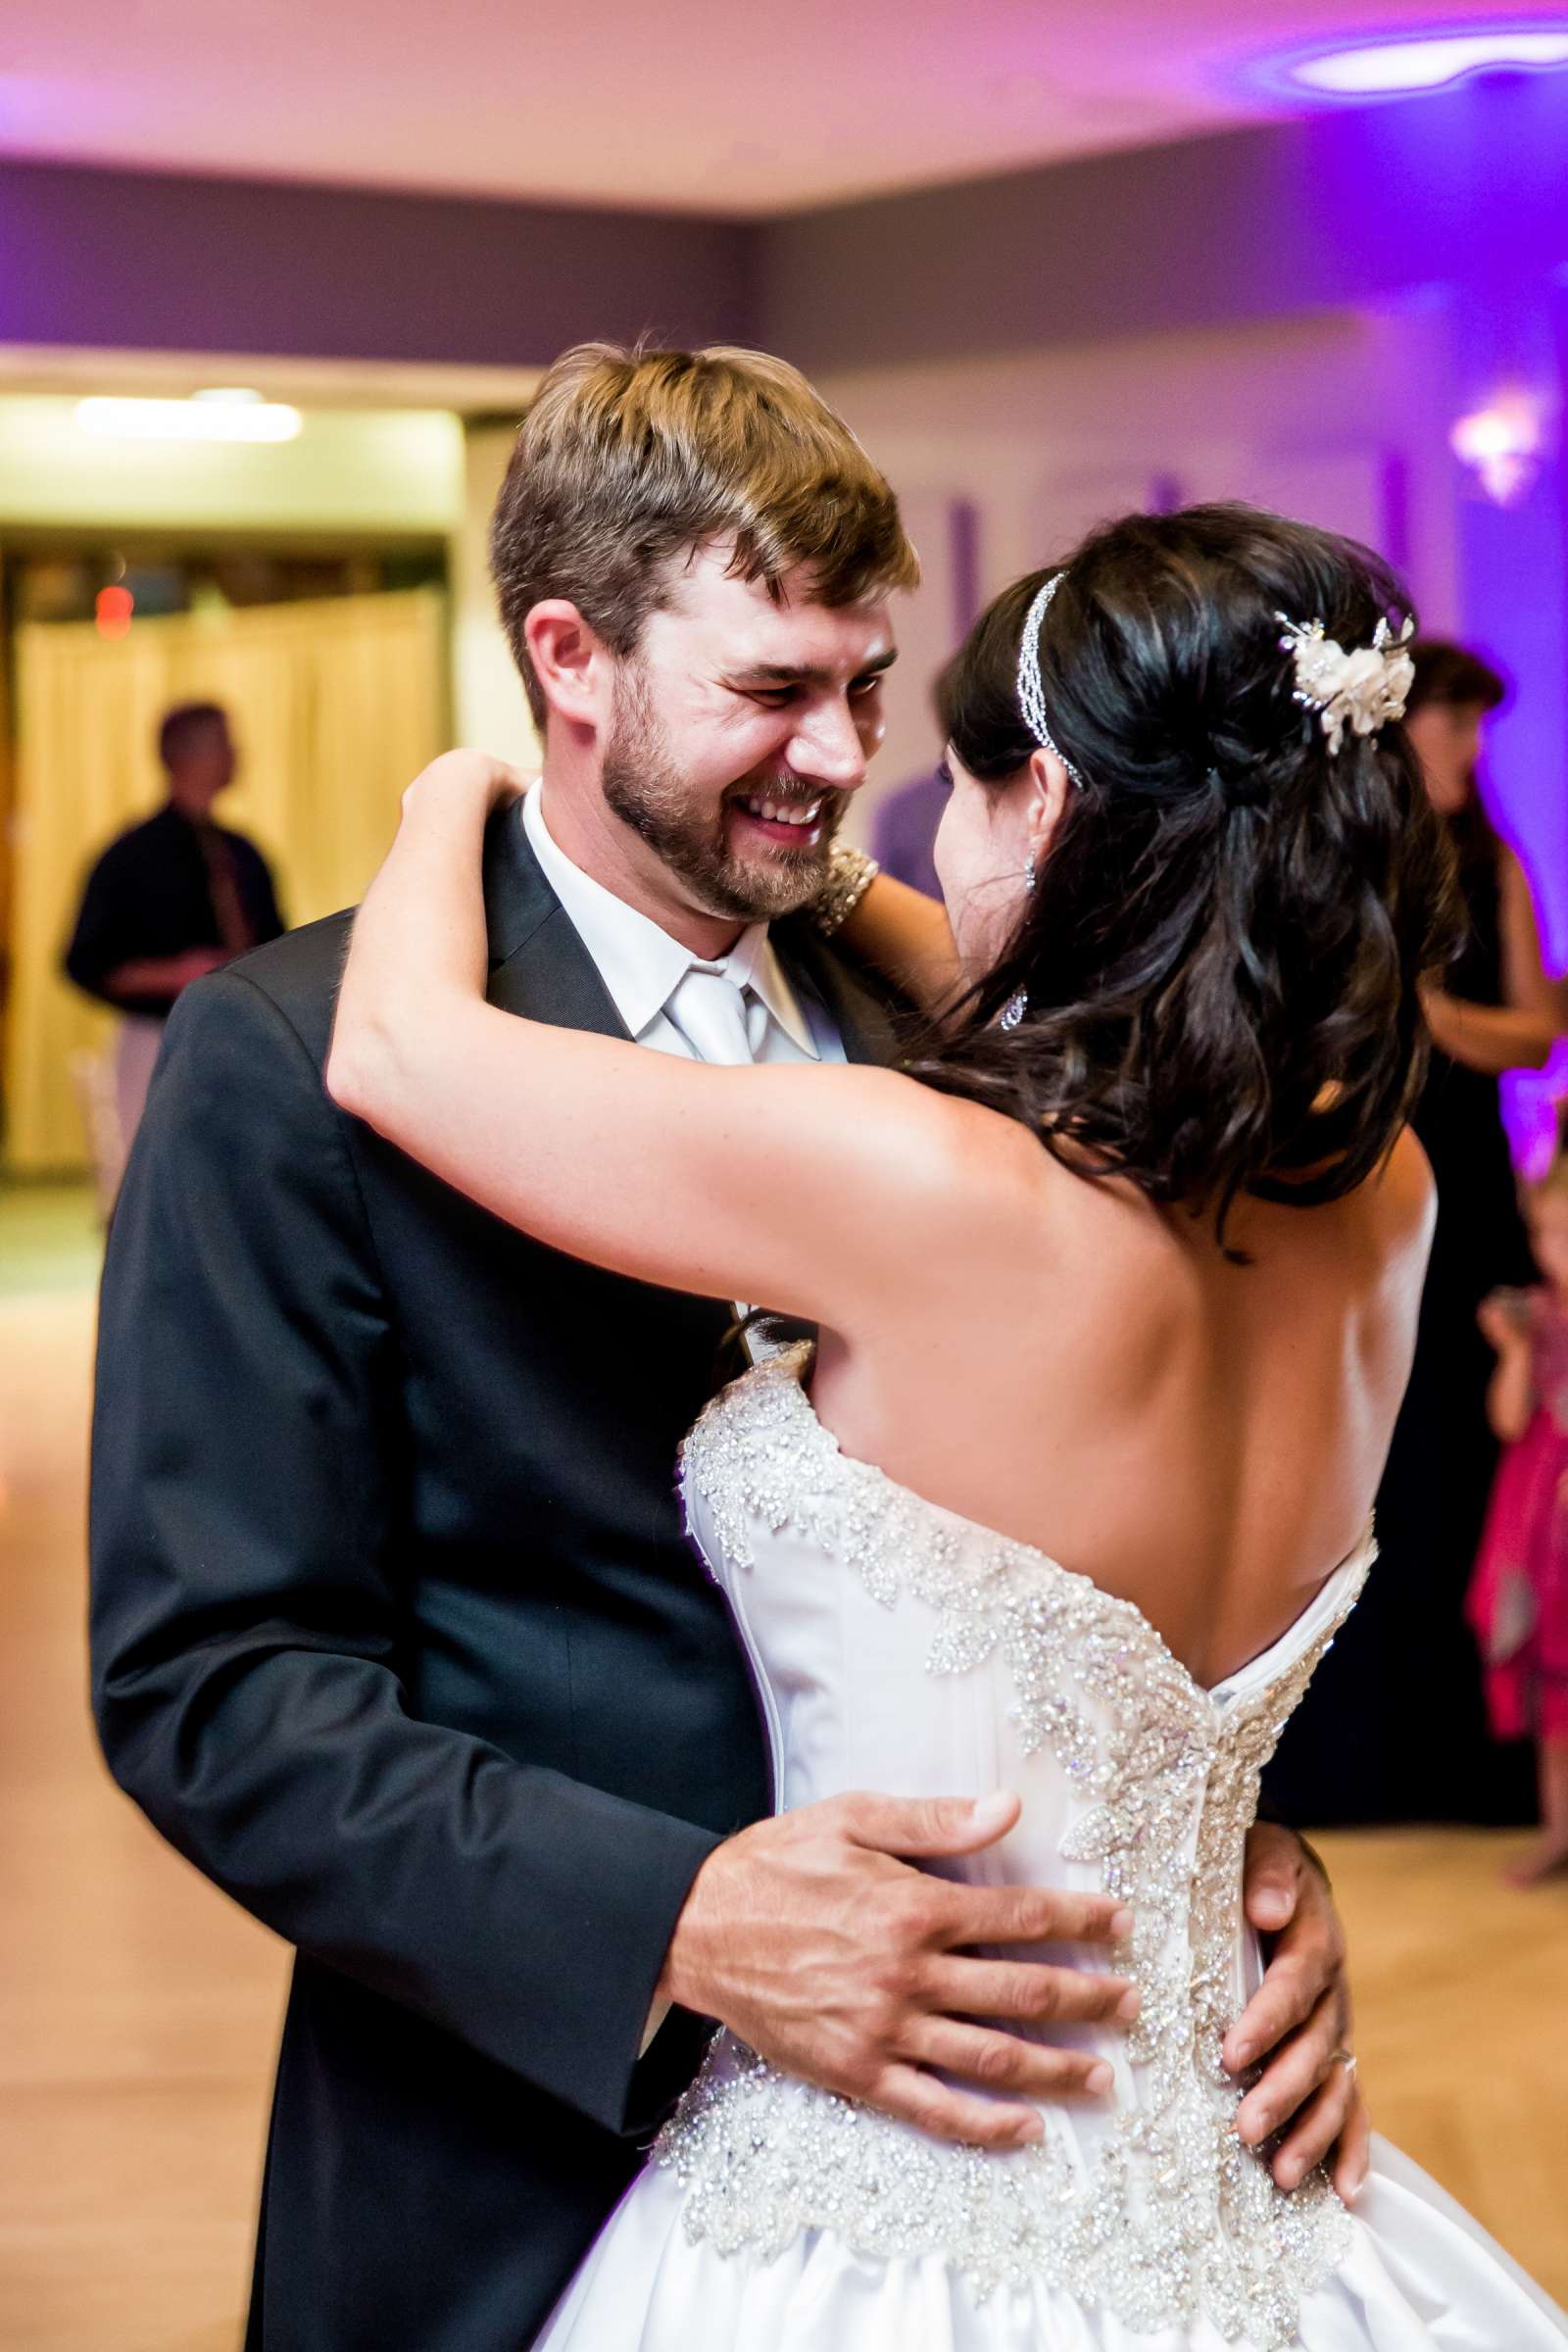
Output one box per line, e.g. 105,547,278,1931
65,702,285,1167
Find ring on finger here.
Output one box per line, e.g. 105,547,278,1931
1332,2047,1358,2081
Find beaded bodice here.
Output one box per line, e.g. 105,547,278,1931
658,1347,1374,2349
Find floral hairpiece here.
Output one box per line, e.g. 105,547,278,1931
1276,612,1415,757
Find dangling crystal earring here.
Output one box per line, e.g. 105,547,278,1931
1000,988,1028,1032
1023,859,1037,893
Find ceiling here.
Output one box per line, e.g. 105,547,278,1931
5,0,1566,218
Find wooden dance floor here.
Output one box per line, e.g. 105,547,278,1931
2,1188,1565,2347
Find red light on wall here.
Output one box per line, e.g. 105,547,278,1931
96,584,134,640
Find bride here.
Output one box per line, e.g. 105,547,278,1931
328,502,1567,2349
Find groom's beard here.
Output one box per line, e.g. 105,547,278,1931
601,663,845,923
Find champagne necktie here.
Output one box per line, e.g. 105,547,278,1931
665,965,759,1066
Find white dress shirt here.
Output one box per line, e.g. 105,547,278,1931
520,781,845,2059
521,784,846,1070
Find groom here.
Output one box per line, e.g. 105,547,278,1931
91,343,1364,2352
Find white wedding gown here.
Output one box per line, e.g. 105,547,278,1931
538,1347,1568,2351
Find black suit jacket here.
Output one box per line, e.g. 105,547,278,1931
90,809,905,2351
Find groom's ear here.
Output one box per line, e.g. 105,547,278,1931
524,601,611,730
1025,748,1074,865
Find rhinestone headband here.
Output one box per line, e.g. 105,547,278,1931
1016,571,1084,787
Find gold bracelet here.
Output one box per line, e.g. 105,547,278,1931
811,843,880,937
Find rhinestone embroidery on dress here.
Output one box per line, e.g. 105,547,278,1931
659,1348,1371,2349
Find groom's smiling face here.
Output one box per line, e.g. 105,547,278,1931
600,542,897,923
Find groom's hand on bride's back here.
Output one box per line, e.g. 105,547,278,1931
655,1789,1139,2152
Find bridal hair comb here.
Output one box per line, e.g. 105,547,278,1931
1276,612,1416,758
1016,572,1085,787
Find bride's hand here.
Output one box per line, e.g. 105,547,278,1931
327,751,526,1120
401,749,531,822
1226,1824,1369,2201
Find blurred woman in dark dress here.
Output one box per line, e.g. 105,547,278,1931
1268,643,1567,1824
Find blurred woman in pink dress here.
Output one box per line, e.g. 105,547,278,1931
1470,1158,1568,1883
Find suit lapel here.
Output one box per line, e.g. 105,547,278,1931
772,915,906,1070
482,804,632,1040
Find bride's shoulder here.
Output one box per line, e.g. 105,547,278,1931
1367,1124,1438,1249
900,1102,1440,1276
1372,1132,1441,1311
814,1071,1064,1257
890,1080,1056,1199
1274,1124,1437,1298
885,1083,1130,1270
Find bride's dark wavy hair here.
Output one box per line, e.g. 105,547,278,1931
911,502,1461,1242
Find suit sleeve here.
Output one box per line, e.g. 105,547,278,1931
90,967,721,2133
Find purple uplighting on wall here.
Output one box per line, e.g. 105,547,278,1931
1217,60,1568,1159
1302,74,1568,982
1448,276,1568,964
1378,452,1412,573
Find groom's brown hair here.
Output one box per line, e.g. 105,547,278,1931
490,341,919,725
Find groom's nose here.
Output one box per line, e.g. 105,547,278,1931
789,695,873,795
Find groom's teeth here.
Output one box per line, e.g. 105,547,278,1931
740,796,824,827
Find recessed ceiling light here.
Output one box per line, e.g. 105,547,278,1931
75,395,302,443
1279,24,1568,98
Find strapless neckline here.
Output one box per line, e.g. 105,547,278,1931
736,1343,1377,1714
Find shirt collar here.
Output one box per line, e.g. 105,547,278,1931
522,782,818,1057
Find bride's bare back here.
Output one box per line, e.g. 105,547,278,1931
811,1113,1434,1690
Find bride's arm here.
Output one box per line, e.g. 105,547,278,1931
833,862,963,1013
327,757,1009,1323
